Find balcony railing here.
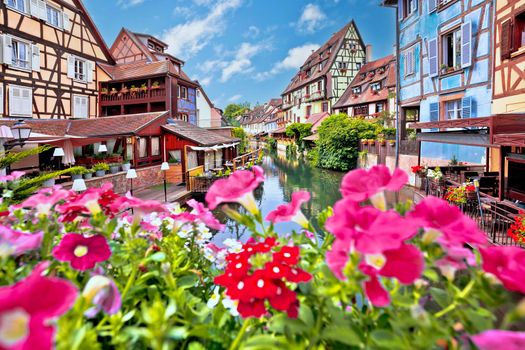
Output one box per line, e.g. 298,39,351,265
304,90,325,102
100,88,166,105
399,140,420,156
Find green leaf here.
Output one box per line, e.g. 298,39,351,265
167,327,188,340
188,342,206,350
242,335,289,350
430,288,450,308
177,274,199,289
148,252,166,262
322,325,362,346
370,330,404,349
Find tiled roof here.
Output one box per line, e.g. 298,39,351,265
333,55,396,109
282,20,361,95
99,61,175,81
305,112,330,133
162,121,239,146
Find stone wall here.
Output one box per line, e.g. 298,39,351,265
63,165,164,194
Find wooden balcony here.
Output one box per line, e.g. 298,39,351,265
100,88,167,106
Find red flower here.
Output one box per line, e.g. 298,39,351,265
52,234,111,271
0,263,77,349
480,246,525,294
213,238,311,319
411,165,424,174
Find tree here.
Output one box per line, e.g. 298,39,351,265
232,127,249,154
223,102,251,126
285,123,313,143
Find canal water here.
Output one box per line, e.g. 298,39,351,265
209,152,346,243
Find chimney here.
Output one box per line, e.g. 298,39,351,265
366,44,373,62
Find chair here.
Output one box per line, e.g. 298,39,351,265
484,171,499,177
479,176,497,196
463,171,480,182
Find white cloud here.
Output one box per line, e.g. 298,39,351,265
161,0,242,59
255,43,320,80
220,42,266,82
243,25,260,39
296,4,326,33
228,94,243,102
117,0,145,9
199,77,212,86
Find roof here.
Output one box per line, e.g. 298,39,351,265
99,61,177,81
303,134,319,141
0,112,169,138
333,55,396,109
282,20,365,95
305,112,330,132
162,121,239,146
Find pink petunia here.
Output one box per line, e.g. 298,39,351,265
472,330,525,350
479,246,525,294
407,196,487,247
18,186,72,215
0,171,25,183
325,198,420,254
0,226,43,257
205,166,264,213
52,234,111,271
186,199,225,231
83,275,122,318
325,238,352,280
266,191,311,228
359,244,424,307
340,165,408,202
110,195,166,215
0,262,78,349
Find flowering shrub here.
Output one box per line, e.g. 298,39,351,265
0,165,525,349
508,211,525,244
411,165,425,175
444,183,476,205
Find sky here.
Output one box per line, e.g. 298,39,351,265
84,0,396,109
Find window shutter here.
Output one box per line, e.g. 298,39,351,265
428,0,437,13
413,0,418,12
82,96,88,118
9,86,32,117
31,44,40,72
37,0,46,20
501,20,513,60
63,12,71,31
461,21,472,68
399,0,404,20
2,35,13,66
430,102,439,122
29,0,39,17
86,61,94,83
0,85,3,115
462,97,472,119
67,54,75,79
428,38,438,77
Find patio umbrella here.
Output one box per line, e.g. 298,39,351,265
0,126,13,139
62,139,76,165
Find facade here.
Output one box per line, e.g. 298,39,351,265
0,0,113,120
281,20,368,124
239,99,282,135
384,0,494,164
195,85,221,128
99,28,198,123
333,54,397,126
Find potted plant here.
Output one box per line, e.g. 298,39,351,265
130,85,139,95
440,64,448,75
100,88,108,96
368,139,376,145
122,158,131,172
110,88,118,96
361,139,369,145
109,163,121,174
140,83,148,93
120,86,129,95
70,166,88,180
378,137,386,146
41,171,56,187
340,68,347,75
84,168,94,180
151,81,160,90
93,163,109,177
389,140,396,146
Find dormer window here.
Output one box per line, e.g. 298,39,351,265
371,82,381,91
352,87,361,94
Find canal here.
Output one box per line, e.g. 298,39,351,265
210,152,346,243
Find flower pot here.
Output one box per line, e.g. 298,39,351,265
110,165,120,174
121,163,131,172
84,173,93,180
96,170,106,177
72,174,83,180
42,178,55,187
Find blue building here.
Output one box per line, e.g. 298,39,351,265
384,0,493,164
178,84,198,125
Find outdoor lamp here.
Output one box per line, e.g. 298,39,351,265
126,169,138,197
98,144,108,153
72,179,87,192
161,162,169,202
53,147,65,157
11,120,32,143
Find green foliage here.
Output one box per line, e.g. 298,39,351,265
0,145,52,169
69,166,88,175
312,114,381,171
266,137,277,151
382,127,397,138
285,123,312,143
232,127,249,154
93,163,110,172
223,102,251,126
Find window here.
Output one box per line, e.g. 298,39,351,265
442,28,462,70
317,81,322,92
352,87,361,94
305,85,310,95
306,106,312,116
138,138,147,158
46,5,61,28
353,105,369,116
179,86,187,99
322,102,329,112
179,113,188,122
371,82,381,91
151,137,160,156
6,0,26,13
445,100,462,120
400,0,418,19
356,62,362,70
338,62,348,69
73,95,88,118
12,39,30,70
404,47,415,76
501,12,525,59
376,103,384,113
74,58,86,81
8,85,32,117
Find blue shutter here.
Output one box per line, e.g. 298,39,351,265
428,0,437,13
462,97,472,119
430,103,439,122
428,38,438,77
413,0,418,12
399,0,404,20
461,21,472,68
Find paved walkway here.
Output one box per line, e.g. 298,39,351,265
134,183,191,203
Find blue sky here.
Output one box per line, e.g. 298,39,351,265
84,0,396,109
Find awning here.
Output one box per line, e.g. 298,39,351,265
189,143,239,151
303,134,319,141
417,130,494,147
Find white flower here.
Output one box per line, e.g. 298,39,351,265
203,247,216,263
207,286,221,309
222,296,239,317
223,239,242,253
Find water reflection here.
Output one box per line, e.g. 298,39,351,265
201,151,345,243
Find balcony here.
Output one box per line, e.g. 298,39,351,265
304,90,325,102
100,87,167,106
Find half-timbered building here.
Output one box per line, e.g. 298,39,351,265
281,20,369,124
0,0,114,120
99,28,199,123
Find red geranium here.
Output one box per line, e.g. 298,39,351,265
508,211,525,244
411,165,424,175
213,237,311,318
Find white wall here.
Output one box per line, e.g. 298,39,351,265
196,88,213,128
